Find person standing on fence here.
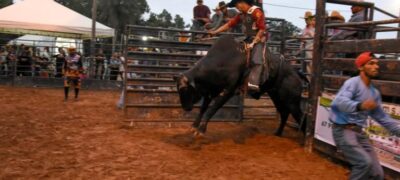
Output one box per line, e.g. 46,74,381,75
329,52,400,180
300,11,315,81
193,0,211,30
209,0,267,92
63,47,83,102
327,10,345,37
205,3,224,30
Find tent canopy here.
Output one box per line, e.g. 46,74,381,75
0,0,114,39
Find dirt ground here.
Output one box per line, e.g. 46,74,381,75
0,86,348,179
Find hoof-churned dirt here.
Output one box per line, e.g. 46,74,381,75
0,86,347,179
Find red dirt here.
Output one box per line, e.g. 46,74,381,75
0,86,348,179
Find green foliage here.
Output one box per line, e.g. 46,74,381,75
55,0,150,35
145,9,186,29
269,21,301,41
174,15,185,29
0,0,13,9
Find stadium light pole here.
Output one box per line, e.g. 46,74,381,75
91,0,97,57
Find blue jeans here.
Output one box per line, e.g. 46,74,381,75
332,125,384,180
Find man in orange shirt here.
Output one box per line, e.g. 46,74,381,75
209,0,267,91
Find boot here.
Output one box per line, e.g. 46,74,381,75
248,65,263,92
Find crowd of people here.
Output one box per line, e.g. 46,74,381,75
0,44,75,78
298,0,368,77
192,0,241,33
0,44,125,81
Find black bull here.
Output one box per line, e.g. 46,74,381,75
173,35,307,136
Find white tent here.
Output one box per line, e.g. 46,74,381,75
0,0,114,39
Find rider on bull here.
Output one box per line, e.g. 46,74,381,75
209,0,267,92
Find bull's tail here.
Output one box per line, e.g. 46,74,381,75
296,70,310,85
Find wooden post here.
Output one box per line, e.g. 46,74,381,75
280,20,286,55
305,0,326,152
123,25,130,115
397,10,400,59
368,5,376,39
91,0,97,57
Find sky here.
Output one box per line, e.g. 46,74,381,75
146,0,400,38
12,0,400,38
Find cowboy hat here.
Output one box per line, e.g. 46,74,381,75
227,0,253,8
300,11,315,19
213,1,226,11
329,10,345,22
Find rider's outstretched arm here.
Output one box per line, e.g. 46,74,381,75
211,23,230,35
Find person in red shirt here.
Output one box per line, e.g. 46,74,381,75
209,0,266,91
193,0,211,29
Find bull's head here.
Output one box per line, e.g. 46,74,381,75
173,74,201,112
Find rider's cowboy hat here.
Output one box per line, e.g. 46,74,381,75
213,1,227,11
227,0,253,8
300,11,315,19
329,10,345,22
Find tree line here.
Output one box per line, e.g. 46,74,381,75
0,0,187,37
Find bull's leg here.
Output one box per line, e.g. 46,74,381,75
197,91,235,134
288,102,306,135
275,109,289,136
192,97,211,130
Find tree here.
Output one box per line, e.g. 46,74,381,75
55,0,92,17
156,9,173,28
0,0,13,9
97,0,149,34
268,21,301,41
145,10,186,29
55,0,150,36
174,15,185,29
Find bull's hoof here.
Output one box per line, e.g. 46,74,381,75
189,126,197,133
274,132,283,137
193,130,205,139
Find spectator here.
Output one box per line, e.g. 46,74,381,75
0,47,8,76
54,47,66,78
118,52,125,81
6,46,16,76
193,0,211,30
42,47,55,77
300,11,315,80
205,4,224,30
108,52,122,81
94,48,105,79
327,10,345,37
33,48,42,77
17,46,32,76
219,1,240,32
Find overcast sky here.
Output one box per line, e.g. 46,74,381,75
146,0,400,38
